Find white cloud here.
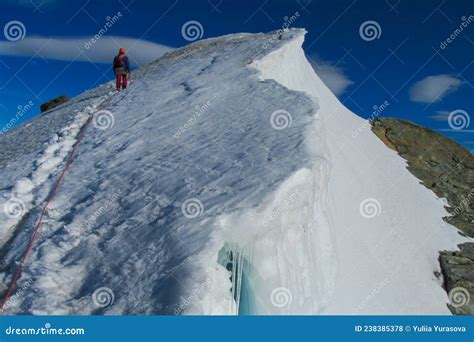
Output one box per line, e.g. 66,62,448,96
428,110,450,121
0,36,172,66
409,74,462,104
307,56,353,96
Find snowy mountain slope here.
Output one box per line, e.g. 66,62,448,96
0,29,469,315
0,91,113,250
248,32,469,314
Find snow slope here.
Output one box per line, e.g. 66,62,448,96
228,33,470,315
0,29,469,315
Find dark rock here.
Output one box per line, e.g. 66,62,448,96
439,244,474,315
371,117,474,315
40,95,69,113
371,118,473,237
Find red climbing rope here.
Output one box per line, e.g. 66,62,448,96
0,95,115,311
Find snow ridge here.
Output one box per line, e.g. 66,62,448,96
252,32,469,315
193,30,470,315
202,37,339,315
0,29,470,315
0,93,113,249
1,30,322,315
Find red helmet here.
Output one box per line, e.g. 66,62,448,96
119,47,126,54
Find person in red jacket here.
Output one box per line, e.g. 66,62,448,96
113,47,130,91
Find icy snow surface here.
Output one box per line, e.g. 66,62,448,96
0,29,469,315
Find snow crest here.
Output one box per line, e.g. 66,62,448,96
193,31,470,315
0,93,113,248
249,33,469,315
197,38,339,315
0,29,470,315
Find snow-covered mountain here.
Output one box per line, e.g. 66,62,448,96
0,29,469,315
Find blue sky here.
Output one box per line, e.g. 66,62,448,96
0,0,472,149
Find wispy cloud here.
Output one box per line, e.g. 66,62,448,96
409,74,462,104
307,56,353,96
0,36,172,66
428,110,450,122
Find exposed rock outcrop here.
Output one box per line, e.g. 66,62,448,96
439,243,474,315
371,118,473,237
40,95,69,113
371,117,473,315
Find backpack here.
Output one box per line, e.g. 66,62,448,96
114,55,125,69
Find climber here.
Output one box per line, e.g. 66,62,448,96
113,47,130,91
